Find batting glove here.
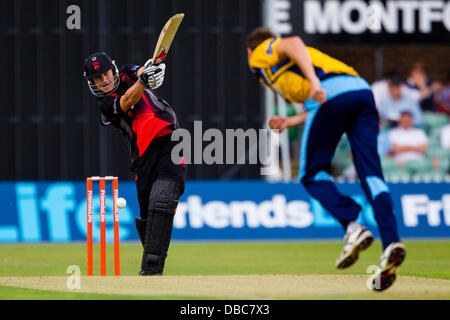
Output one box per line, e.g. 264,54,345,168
139,63,166,90
143,58,154,68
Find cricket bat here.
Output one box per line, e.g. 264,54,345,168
152,13,184,65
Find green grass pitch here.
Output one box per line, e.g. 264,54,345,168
0,240,449,299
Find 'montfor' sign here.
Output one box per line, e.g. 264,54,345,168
290,0,450,45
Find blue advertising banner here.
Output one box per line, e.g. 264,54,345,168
0,181,449,242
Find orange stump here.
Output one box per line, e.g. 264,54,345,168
113,177,120,276
86,176,120,276
86,178,93,276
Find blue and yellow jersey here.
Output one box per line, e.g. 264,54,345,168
249,37,360,103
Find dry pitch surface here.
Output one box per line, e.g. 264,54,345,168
1,274,450,299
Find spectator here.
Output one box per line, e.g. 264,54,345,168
406,62,440,112
372,70,420,110
378,74,423,127
435,71,450,114
389,111,428,168
378,122,392,158
441,114,450,150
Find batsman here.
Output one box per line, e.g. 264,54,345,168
83,52,186,276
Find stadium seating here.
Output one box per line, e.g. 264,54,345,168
423,112,448,135
276,103,449,182
332,112,450,181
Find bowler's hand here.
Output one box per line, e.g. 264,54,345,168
268,116,288,133
310,78,327,104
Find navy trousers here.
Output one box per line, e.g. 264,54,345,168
299,89,400,249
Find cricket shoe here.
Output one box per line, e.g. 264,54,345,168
371,242,406,291
336,223,374,269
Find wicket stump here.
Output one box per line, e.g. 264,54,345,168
86,176,120,276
